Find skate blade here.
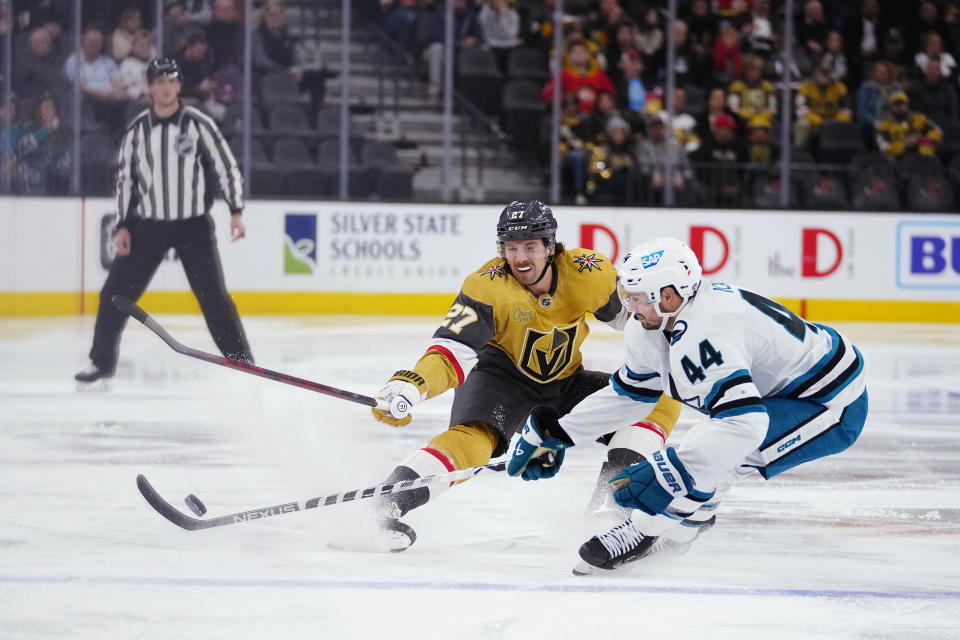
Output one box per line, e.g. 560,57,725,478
572,560,604,576
76,380,112,392
326,528,413,554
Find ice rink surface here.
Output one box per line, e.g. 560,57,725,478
1,314,958,639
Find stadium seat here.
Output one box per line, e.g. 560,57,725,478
457,48,504,116
899,152,943,178
268,104,312,135
507,48,549,83
273,137,313,165
851,173,901,211
817,121,863,165
851,151,895,176
801,175,848,209
260,71,308,108
906,174,955,212
315,105,356,141
222,103,264,136
501,80,546,150
937,121,960,162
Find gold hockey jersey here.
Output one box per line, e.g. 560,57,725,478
412,248,623,398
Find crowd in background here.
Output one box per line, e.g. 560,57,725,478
2,0,959,207
379,0,960,206
1,0,316,195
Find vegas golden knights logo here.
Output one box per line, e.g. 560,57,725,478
518,324,579,382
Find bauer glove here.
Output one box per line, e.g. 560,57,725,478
507,406,574,481
371,369,429,427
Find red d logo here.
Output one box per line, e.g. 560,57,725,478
801,228,843,277
689,225,729,275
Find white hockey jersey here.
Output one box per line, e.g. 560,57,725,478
560,280,866,489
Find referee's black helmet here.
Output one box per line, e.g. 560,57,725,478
146,57,182,83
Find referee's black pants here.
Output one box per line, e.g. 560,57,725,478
88,214,253,371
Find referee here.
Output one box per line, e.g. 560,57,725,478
76,57,253,385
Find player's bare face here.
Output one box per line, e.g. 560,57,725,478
625,296,663,329
504,239,550,287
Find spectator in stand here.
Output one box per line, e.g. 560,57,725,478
184,0,214,24
560,22,605,71
253,0,326,110
541,40,616,114
207,0,244,72
636,114,691,205
592,0,629,48
910,59,959,125
119,30,155,103
696,87,738,141
793,58,852,148
418,0,482,102
879,28,911,85
739,0,774,58
179,31,217,104
618,49,648,114
797,0,828,60
19,94,70,195
907,1,950,60
915,32,957,79
586,115,636,204
659,87,701,153
636,8,665,63
686,0,717,61
671,19,711,87
380,0,421,53
606,23,640,95
876,91,943,158
745,113,777,165
111,7,147,62
517,0,557,53
549,93,593,204
713,25,743,85
162,1,195,58
858,60,903,128
13,26,69,102
690,112,747,207
63,25,129,129
479,0,522,74
585,90,620,143
822,31,848,83
845,0,883,86
728,55,777,127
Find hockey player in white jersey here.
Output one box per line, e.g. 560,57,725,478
507,237,869,574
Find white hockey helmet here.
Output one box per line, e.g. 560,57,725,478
618,237,702,327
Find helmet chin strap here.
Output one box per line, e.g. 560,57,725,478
655,296,692,331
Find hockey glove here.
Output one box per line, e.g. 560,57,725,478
611,448,710,517
507,406,575,481
371,369,429,427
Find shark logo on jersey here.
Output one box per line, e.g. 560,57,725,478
572,253,604,273
518,324,579,382
670,320,688,345
640,250,665,269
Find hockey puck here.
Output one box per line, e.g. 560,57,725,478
184,493,207,517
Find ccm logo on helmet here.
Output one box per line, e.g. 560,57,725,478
505,225,530,232
640,250,665,269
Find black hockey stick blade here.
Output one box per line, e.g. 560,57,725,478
136,462,507,532
111,295,377,407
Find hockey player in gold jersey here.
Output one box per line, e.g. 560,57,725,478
365,201,681,551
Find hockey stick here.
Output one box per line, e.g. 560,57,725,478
111,295,378,408
136,462,507,531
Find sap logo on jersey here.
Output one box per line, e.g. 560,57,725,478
897,221,960,289
640,250,665,269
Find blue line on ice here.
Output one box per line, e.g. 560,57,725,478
2,575,958,600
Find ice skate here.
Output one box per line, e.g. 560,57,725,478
326,498,417,553
572,517,658,575
74,361,114,391
646,514,717,557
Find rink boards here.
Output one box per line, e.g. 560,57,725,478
0,196,958,321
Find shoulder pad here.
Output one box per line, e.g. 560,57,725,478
565,248,613,276
462,256,509,301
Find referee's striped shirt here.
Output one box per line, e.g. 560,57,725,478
115,104,243,226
